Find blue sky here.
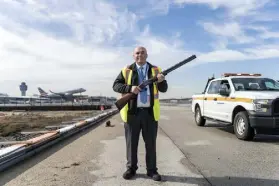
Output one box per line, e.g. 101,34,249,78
0,0,279,98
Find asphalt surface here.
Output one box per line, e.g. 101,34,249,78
1,105,279,186
0,107,208,186
159,106,279,186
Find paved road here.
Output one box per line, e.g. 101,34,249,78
1,105,279,186
159,106,279,186
0,109,208,186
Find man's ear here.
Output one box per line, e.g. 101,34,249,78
146,53,148,59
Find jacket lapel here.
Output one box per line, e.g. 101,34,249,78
131,63,139,85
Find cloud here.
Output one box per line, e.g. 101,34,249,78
201,22,255,44
0,0,140,95
197,45,279,64
0,0,279,98
0,26,130,95
0,0,139,45
172,0,272,17
0,1,192,97
146,0,172,15
198,5,279,50
137,25,279,69
244,25,279,40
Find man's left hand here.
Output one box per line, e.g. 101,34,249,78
157,73,165,83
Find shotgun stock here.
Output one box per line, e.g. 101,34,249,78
114,54,197,111
115,93,136,111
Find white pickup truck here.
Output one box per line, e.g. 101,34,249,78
191,73,279,141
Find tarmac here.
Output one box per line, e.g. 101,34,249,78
2,105,278,186
0,108,209,186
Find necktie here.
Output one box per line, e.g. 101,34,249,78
139,67,147,104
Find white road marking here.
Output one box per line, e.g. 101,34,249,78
184,140,212,146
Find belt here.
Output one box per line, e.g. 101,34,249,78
137,107,150,110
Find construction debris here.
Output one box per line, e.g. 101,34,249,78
105,120,114,127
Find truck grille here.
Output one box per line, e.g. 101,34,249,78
272,98,279,115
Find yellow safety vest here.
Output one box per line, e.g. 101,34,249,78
120,65,161,122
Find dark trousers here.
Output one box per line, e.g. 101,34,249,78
124,108,158,172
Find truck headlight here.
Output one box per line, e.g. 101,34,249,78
252,99,272,112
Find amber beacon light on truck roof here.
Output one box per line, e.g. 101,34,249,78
222,73,262,77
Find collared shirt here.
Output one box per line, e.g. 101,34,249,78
136,62,150,107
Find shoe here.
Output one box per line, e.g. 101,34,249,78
147,171,161,181
123,169,136,180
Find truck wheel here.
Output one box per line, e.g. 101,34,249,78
195,106,205,126
233,111,255,141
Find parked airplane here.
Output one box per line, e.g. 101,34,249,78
38,87,86,101
0,94,50,104
0,93,8,96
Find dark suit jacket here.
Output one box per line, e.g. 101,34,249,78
112,62,168,115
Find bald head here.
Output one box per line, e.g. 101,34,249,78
133,46,148,66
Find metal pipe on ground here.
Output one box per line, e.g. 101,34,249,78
0,109,118,172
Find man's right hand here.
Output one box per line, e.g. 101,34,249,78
131,86,141,94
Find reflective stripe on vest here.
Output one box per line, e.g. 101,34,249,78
120,67,132,122
151,66,161,121
152,67,160,99
124,68,131,83
119,66,161,122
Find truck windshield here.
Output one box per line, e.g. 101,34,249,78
231,78,279,91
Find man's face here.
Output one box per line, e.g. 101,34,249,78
133,47,147,65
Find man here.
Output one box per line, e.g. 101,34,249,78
112,46,168,181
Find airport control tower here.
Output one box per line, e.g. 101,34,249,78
19,82,28,96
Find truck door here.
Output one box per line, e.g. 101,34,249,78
204,80,221,118
214,80,232,121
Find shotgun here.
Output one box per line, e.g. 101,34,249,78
114,54,197,111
